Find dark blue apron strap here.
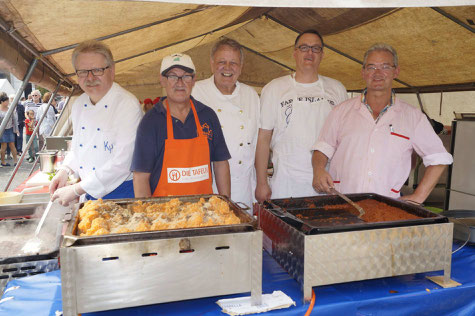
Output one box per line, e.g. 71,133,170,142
85,180,134,200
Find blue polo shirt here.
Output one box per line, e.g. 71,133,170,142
131,97,231,192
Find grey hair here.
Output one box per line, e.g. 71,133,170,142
211,38,244,63
363,43,398,67
32,89,42,97
72,40,114,69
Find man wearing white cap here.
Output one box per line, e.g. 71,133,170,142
192,38,259,212
132,53,231,198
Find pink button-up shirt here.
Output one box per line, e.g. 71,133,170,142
313,96,453,198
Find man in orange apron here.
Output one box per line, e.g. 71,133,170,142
132,53,231,198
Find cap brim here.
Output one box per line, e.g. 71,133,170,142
161,65,195,76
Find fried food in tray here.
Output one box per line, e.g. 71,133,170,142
77,196,241,236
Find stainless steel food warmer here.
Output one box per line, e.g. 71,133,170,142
257,193,454,302
60,194,262,316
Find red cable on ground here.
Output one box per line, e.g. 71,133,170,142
304,289,316,316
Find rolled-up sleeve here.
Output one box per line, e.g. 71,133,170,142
412,115,453,167
312,106,341,159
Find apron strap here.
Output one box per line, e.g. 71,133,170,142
165,99,203,140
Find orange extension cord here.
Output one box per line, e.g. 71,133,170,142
304,289,316,316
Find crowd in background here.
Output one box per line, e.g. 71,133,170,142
0,90,65,167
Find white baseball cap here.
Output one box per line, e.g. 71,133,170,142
160,53,195,76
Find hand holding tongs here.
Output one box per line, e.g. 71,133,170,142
330,188,365,218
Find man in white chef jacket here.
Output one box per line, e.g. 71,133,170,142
50,40,143,206
255,30,348,202
192,39,259,212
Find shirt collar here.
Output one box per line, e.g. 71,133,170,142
361,88,396,122
155,96,204,115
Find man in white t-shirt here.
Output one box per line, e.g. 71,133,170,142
255,30,348,202
192,38,259,212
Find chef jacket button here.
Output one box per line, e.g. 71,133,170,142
239,110,243,114
240,143,243,146
370,148,375,153
217,109,222,112
94,145,97,148
238,160,242,164
105,105,108,108
240,125,244,129
80,166,83,169
93,167,96,170
79,144,83,147
81,126,85,130
84,104,87,107
97,128,100,131
368,171,372,176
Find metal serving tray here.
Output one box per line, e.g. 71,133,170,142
63,194,257,246
61,194,262,316
265,193,448,234
258,193,454,302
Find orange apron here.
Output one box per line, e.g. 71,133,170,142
153,99,213,196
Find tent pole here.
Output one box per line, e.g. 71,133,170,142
263,14,415,88
0,58,38,140
29,87,77,176
431,7,474,33
63,20,256,77
415,91,427,114
242,45,294,71
50,87,75,136
0,17,74,88
439,91,443,116
4,80,63,192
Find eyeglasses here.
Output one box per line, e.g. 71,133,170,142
164,74,194,83
296,45,323,53
364,64,395,72
32,94,40,97
75,66,110,78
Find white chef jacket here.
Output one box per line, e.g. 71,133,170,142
260,74,347,199
192,76,260,211
63,82,143,198
36,103,56,136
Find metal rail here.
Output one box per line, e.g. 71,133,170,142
4,81,63,191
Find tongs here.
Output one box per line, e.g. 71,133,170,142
330,188,365,219
266,200,315,234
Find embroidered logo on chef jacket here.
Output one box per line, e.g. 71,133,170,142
201,123,213,140
104,141,114,153
167,164,210,183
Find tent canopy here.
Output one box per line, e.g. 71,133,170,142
0,1,474,100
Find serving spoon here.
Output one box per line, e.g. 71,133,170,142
21,201,53,254
330,188,365,218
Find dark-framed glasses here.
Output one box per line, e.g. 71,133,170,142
76,66,110,78
365,64,395,72
296,44,323,53
164,74,194,83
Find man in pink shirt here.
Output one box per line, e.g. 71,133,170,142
312,43,452,204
